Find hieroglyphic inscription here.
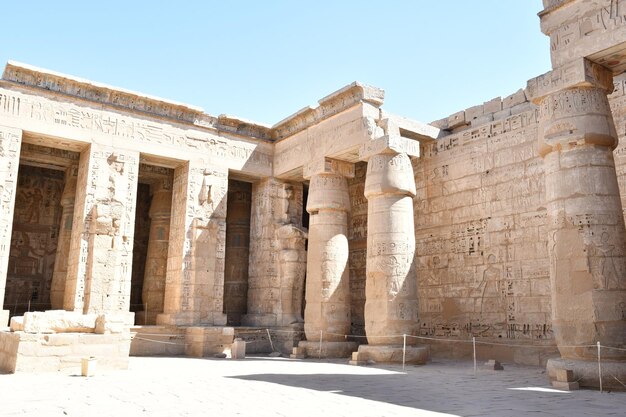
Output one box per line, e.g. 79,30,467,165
0,88,272,175
548,1,626,53
0,126,22,310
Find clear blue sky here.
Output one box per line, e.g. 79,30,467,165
0,1,550,125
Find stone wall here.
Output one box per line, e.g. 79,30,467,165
5,165,64,315
223,180,252,326
129,183,151,312
415,92,552,352
347,162,368,337
407,77,626,361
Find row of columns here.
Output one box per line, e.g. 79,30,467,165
0,135,232,328
0,127,425,357
298,135,422,357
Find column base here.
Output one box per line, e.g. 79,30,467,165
241,313,278,328
547,357,626,391
298,341,357,358
1,310,9,328
233,325,304,354
135,311,160,325
352,344,429,365
156,312,227,326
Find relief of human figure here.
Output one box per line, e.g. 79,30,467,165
276,224,307,326
476,254,506,320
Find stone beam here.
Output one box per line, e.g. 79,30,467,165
378,112,442,142
527,58,614,102
359,135,420,161
538,0,626,71
0,85,273,178
273,103,383,179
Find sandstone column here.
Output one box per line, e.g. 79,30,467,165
528,59,626,388
63,144,139,320
0,125,22,326
299,158,356,357
157,161,228,326
49,165,78,310
137,178,172,325
354,135,427,364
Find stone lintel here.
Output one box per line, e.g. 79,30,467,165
538,0,581,35
3,61,204,124
358,135,420,161
303,157,355,180
215,114,273,141
378,112,442,141
272,82,384,140
527,58,613,103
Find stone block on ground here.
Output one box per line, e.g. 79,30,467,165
290,346,306,359
0,330,131,373
348,351,368,366
95,312,134,334
484,359,504,370
10,316,23,332
298,341,357,359
231,338,246,359
22,311,97,334
551,380,579,390
184,327,234,358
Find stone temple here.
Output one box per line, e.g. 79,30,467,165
1,0,626,390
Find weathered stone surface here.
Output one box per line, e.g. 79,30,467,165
355,344,429,365
129,325,186,357
362,151,418,346
0,330,131,374
2,1,626,381
0,126,22,317
298,340,357,359
21,311,97,333
547,357,626,391
304,172,351,341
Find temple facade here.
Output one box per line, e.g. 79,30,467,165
1,0,626,389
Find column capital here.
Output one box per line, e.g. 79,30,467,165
303,157,354,180
526,58,613,104
358,135,420,161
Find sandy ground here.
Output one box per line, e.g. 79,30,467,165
1,356,624,417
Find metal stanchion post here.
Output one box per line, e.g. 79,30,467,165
597,341,603,393
402,334,407,371
319,330,323,359
473,337,477,375
266,329,276,352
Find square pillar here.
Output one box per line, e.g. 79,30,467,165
63,144,139,316
242,178,304,327
157,161,228,326
0,125,22,326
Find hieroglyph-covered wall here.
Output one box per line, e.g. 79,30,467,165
6,165,64,314
410,75,626,345
415,101,550,343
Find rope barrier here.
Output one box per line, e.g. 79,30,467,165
133,336,186,346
